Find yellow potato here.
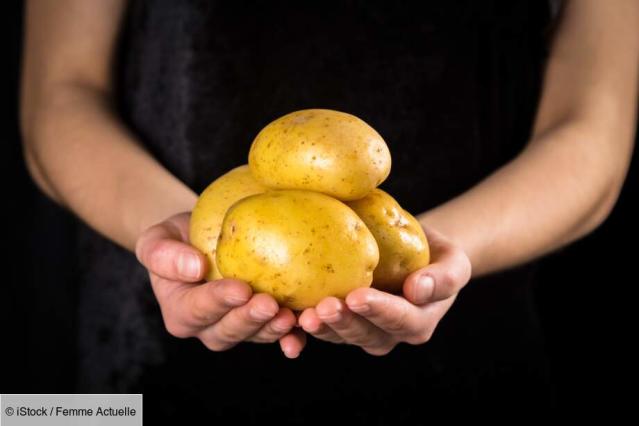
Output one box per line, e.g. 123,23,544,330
347,189,430,293
248,109,391,201
189,165,267,281
216,190,379,310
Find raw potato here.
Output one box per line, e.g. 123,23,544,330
248,109,391,201
216,190,380,310
347,189,430,293
189,165,267,281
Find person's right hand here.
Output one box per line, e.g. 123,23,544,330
135,212,306,358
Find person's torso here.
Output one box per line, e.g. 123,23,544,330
76,0,553,419
118,0,548,212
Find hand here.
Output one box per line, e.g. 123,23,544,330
298,227,471,355
135,212,306,358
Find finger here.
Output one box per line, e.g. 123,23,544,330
136,221,208,282
298,308,344,344
279,328,307,359
177,279,252,328
197,293,279,351
316,297,393,352
151,278,252,337
403,236,471,305
345,288,427,342
248,308,297,343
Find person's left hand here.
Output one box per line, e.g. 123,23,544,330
298,227,471,355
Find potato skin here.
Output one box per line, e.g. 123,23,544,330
216,190,380,310
189,165,268,281
248,109,391,201
347,189,430,293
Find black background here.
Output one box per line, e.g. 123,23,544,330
2,0,636,418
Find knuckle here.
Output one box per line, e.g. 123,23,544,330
268,322,290,337
147,240,171,272
406,327,434,345
134,240,146,265
246,315,268,326
190,298,214,325
135,225,161,264
422,328,434,342
336,311,356,329
354,329,376,346
440,269,459,294
216,326,244,344
164,319,191,339
461,255,472,282
385,306,409,333
255,330,279,343
200,337,231,352
451,248,472,281
364,344,395,356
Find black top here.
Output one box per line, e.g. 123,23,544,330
74,0,554,421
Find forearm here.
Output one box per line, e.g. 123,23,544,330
419,122,629,277
22,83,197,251
420,0,639,278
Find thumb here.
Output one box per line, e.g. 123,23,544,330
135,221,208,282
402,243,471,306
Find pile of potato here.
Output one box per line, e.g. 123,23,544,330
190,109,429,310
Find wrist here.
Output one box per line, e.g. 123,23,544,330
417,211,481,278
122,177,197,251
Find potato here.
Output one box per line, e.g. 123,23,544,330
248,109,391,201
189,165,267,281
216,190,379,310
347,189,430,293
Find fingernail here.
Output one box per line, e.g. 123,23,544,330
348,302,370,313
177,252,200,279
224,295,249,306
271,320,290,333
319,311,342,323
250,307,276,321
415,275,434,303
305,322,320,333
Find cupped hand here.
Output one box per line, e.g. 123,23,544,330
298,227,471,355
135,212,306,358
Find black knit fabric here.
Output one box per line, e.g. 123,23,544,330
74,0,554,421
